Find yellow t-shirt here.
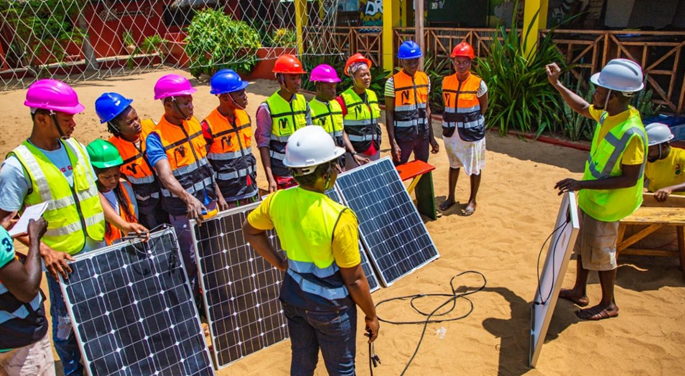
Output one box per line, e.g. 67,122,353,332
645,147,685,194
247,191,361,268
588,105,645,165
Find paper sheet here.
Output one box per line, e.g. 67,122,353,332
9,202,48,238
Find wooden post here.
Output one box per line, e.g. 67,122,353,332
382,0,400,74
522,0,549,58
295,0,307,55
414,0,425,70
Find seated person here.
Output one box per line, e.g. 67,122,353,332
645,123,685,202
87,139,147,245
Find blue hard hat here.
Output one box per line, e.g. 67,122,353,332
397,40,423,59
95,92,133,124
210,69,249,95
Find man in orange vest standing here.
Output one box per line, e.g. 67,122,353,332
385,40,439,166
145,74,219,292
202,69,259,208
439,42,489,216
95,92,168,229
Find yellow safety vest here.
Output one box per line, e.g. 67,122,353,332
340,88,381,152
9,139,105,255
269,187,350,301
309,98,344,148
266,92,308,177
579,108,648,222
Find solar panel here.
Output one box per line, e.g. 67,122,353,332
192,204,288,369
324,188,381,293
59,228,215,376
335,157,440,286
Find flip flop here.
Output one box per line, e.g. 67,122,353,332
559,289,589,307
460,206,476,217
576,307,619,321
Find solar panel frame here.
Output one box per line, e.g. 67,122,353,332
58,227,215,376
191,203,289,370
335,157,440,287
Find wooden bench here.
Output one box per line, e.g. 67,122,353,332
395,160,437,220
617,193,685,275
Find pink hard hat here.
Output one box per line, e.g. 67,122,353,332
310,64,341,83
24,79,85,114
153,74,197,100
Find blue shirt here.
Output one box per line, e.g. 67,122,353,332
145,132,167,168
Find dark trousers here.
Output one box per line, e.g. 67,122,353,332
395,136,430,166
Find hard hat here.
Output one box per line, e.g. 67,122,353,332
397,40,423,59
590,59,644,93
153,74,197,100
283,126,346,174
309,64,341,83
450,42,475,59
24,79,85,114
95,92,133,124
272,54,307,74
645,122,674,146
210,69,249,95
344,53,372,76
87,139,124,169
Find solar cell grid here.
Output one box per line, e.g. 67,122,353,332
59,228,215,376
335,157,440,286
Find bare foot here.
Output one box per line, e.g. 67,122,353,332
576,303,619,321
439,198,455,212
460,201,476,216
559,288,589,307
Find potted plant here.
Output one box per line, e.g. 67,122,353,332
122,31,136,55
141,34,169,57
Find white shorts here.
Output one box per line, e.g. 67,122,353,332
444,132,486,175
0,332,55,376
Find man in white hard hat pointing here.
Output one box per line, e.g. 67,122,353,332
547,59,648,321
644,122,685,201
243,126,379,375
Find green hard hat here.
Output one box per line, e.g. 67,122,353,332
87,139,123,169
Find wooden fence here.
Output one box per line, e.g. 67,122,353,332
310,26,685,114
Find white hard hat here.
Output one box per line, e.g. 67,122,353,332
590,58,644,93
645,122,674,146
283,126,346,174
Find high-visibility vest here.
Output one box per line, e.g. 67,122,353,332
151,116,215,216
340,87,381,152
203,108,258,201
109,119,160,209
8,138,105,255
266,92,308,177
269,187,351,303
579,108,648,222
393,70,429,141
442,73,485,141
104,180,138,245
309,98,345,148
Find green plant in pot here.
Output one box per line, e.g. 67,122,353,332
271,28,297,48
141,34,168,57
122,31,136,55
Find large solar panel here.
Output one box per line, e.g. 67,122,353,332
192,204,288,369
335,157,440,286
59,228,215,376
324,188,381,293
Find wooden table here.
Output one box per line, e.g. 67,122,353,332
617,194,685,275
395,160,437,220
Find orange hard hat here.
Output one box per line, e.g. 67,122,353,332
344,53,372,76
451,42,475,59
273,54,307,74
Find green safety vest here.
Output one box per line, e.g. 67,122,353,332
579,108,648,222
9,138,105,255
340,87,381,152
266,92,308,176
309,98,344,147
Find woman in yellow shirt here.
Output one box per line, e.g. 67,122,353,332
645,122,685,201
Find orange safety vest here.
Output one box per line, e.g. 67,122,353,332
393,70,429,141
442,73,485,142
203,108,258,201
109,119,160,209
151,116,216,216
104,180,138,245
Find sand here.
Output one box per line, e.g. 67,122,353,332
1,69,684,376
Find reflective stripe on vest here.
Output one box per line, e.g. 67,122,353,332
393,70,429,133
266,92,308,177
160,175,214,197
8,139,105,255
341,88,381,152
309,98,345,145
442,73,484,129
579,108,648,222
286,269,349,300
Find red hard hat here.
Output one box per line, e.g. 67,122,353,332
273,54,307,74
451,42,475,59
344,53,372,76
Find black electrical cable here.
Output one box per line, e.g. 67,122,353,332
535,219,570,305
372,271,487,376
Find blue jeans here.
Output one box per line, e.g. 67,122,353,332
47,274,83,376
282,302,357,376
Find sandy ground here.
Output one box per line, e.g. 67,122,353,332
1,68,684,376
